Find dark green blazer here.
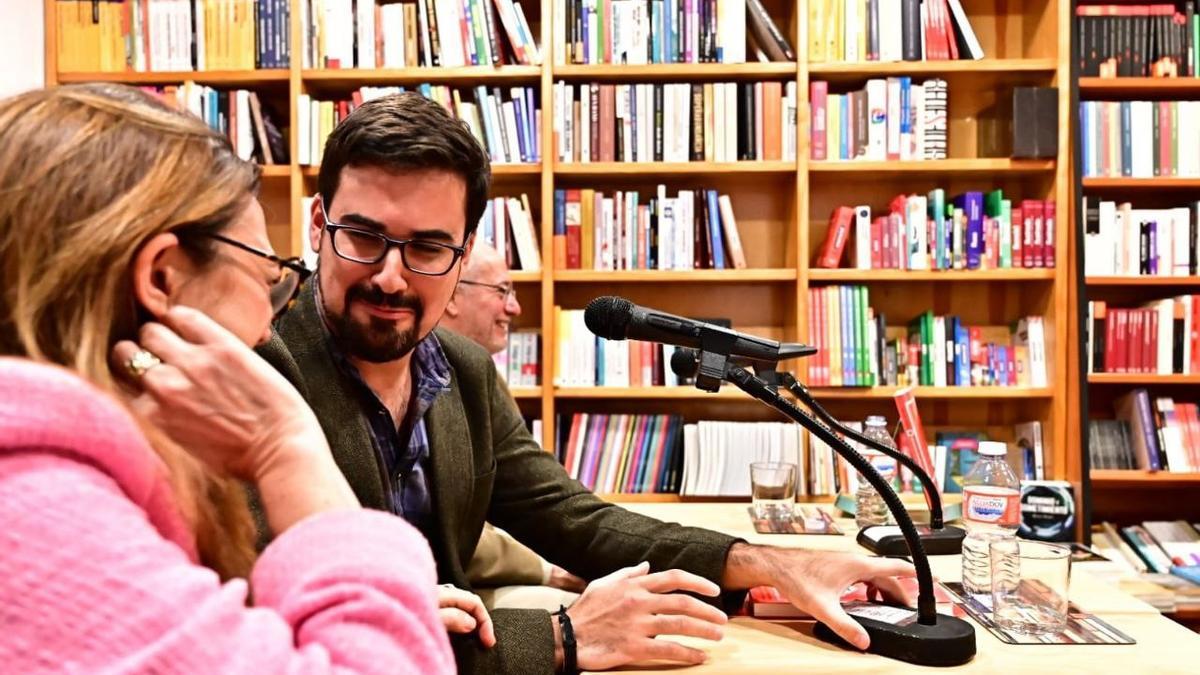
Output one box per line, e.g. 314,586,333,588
258,281,740,674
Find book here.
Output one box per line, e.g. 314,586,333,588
1017,480,1075,543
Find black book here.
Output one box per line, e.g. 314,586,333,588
648,197,658,268
738,83,755,160
1140,221,1150,275
901,0,922,61
868,0,880,61
1190,202,1199,275
653,84,663,162
1132,11,1145,77
1173,309,1186,374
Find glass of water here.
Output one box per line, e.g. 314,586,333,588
989,538,1071,635
750,462,797,519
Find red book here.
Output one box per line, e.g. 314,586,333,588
941,0,959,60
1020,200,1044,268
893,387,937,511
1006,346,1017,385
810,81,828,160
1148,308,1159,374
1192,294,1200,373
1011,206,1024,268
1043,201,1056,268
1106,308,1121,373
1159,101,1171,176
817,206,855,268
870,216,883,268
564,189,582,268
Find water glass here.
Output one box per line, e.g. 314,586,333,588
989,538,1071,635
750,462,796,519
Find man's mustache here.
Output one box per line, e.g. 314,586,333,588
347,284,423,312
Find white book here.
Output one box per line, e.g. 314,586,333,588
725,82,738,161
552,0,567,64
946,0,985,59
1174,207,1192,276
912,84,925,159
880,0,903,61
721,0,746,63
298,94,312,165
908,195,928,270
1093,200,1117,276
579,85,591,162
1156,299,1173,374
357,0,375,68
855,205,872,269
1031,317,1048,387
656,184,670,269
682,424,698,496
235,90,254,162
718,194,747,269
507,196,541,271
434,0,465,66
1185,296,1195,375
1131,101,1154,178
845,0,860,62
784,82,797,160
865,79,886,160
638,84,651,162
886,78,901,159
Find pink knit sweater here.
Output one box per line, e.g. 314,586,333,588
0,358,455,673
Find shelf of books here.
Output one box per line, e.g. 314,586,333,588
1074,1,1200,613
46,0,1073,509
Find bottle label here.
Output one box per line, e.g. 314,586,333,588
962,487,1020,525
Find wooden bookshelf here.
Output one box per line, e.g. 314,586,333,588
1079,77,1200,96
1081,177,1200,189
1086,276,1200,287
1088,374,1200,385
44,1,1074,505
1090,470,1200,488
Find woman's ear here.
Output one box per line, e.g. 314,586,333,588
130,232,188,321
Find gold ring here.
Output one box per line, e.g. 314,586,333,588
125,349,162,377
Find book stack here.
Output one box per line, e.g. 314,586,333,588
56,0,290,72
809,78,948,161
1082,199,1199,276
1091,522,1200,614
808,0,984,62
553,81,799,163
554,0,794,64
1086,296,1200,375
298,85,541,165
556,413,685,493
303,0,541,68
680,421,803,497
146,84,288,165
817,190,1057,271
478,194,541,271
1076,2,1198,78
554,309,691,387
493,331,540,386
804,286,1048,389
553,187,746,270
1096,391,1200,472
1080,100,1200,177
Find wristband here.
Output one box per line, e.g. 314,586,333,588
555,604,578,675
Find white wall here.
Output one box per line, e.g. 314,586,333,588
0,0,45,98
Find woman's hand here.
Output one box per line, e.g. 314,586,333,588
112,305,359,534
111,305,324,482
438,585,496,648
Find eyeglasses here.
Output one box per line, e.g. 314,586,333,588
202,233,311,317
458,279,516,300
320,204,466,276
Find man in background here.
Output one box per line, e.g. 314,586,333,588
443,243,585,601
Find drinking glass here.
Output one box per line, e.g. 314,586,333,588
750,462,797,519
989,538,1071,635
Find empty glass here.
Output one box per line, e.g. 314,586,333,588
989,538,1072,635
750,462,797,519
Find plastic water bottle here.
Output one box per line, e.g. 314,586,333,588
960,441,1022,597
855,416,898,529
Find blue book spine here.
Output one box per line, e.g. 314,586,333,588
962,191,983,269
666,0,678,62
526,87,539,161
955,321,970,386
554,189,566,238
840,95,850,160
706,190,726,269
480,200,494,246
842,287,856,386
595,337,605,386
1080,103,1090,176
510,91,529,163
899,76,912,146
651,1,662,63
1149,221,1158,274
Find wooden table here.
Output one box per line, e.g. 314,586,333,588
598,503,1200,673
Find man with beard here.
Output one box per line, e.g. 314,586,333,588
259,93,916,675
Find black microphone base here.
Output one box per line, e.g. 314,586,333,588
857,524,967,556
814,604,976,667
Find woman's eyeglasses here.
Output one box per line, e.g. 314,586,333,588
202,234,311,317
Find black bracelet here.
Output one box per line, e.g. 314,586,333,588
555,604,578,675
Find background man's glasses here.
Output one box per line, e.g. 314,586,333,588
202,233,311,317
321,204,465,276
458,279,516,300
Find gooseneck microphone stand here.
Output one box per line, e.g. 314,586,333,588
674,351,976,667
778,372,967,555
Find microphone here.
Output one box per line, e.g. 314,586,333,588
584,296,816,363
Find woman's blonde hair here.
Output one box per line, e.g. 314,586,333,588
0,83,261,579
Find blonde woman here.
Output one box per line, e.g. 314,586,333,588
0,83,460,672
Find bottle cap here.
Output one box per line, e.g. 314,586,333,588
978,441,1007,456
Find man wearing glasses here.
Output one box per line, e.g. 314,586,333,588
259,93,915,675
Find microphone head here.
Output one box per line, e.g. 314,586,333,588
669,347,700,378
584,296,634,340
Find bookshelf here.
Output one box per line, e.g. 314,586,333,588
1071,0,1200,533
44,0,1075,507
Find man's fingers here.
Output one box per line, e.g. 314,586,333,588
634,638,709,665
638,568,721,597
439,607,478,634
863,557,917,579
870,576,915,607
812,604,870,651
648,614,725,642
645,592,729,626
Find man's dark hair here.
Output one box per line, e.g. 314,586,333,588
318,92,491,241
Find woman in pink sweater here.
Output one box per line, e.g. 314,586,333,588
0,84,459,672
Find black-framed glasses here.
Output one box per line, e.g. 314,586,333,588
320,204,466,276
458,279,516,300
202,233,311,317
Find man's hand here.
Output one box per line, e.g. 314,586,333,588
562,562,727,670
723,543,916,651
438,584,496,648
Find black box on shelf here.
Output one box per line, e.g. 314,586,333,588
978,87,1059,160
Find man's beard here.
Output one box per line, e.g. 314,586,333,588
327,282,425,363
